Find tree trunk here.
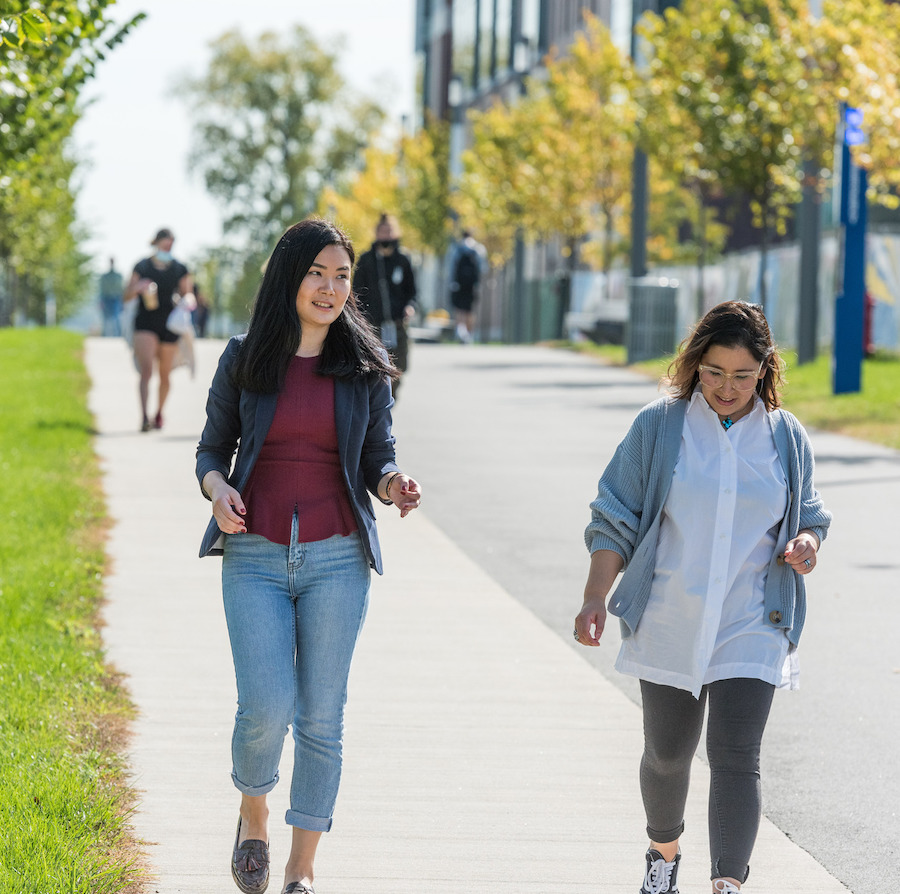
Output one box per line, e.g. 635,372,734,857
603,208,613,305
696,193,707,320
758,195,770,316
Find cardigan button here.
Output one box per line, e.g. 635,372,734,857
769,610,783,624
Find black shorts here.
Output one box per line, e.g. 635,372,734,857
134,307,179,343
451,286,477,312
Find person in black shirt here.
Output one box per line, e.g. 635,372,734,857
123,228,193,431
353,214,417,397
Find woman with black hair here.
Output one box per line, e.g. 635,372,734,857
196,218,421,894
574,301,831,894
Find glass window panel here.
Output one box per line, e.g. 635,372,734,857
478,0,495,85
452,0,478,89
521,0,540,47
495,0,513,74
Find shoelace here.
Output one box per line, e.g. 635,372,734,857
713,881,741,893
644,855,675,894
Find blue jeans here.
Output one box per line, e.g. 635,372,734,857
222,530,370,832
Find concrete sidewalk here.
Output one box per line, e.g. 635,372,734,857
86,337,850,894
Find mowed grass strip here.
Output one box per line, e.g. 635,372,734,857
557,341,900,451
0,329,140,894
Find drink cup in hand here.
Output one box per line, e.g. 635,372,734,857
143,280,158,310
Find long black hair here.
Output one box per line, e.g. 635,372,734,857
231,218,398,393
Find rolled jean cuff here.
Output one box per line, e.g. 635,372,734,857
232,770,279,798
285,808,332,832
646,821,684,844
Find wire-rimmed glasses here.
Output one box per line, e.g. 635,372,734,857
697,363,763,391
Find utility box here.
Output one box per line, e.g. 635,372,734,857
627,279,679,364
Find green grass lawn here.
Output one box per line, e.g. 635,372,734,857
0,330,139,894
556,341,900,451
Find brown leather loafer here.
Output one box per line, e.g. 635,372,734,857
231,815,270,894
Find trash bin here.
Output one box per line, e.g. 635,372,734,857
626,278,679,364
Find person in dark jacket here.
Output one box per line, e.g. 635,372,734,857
196,218,421,894
352,213,417,397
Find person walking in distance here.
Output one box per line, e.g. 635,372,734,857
123,228,193,431
352,213,417,398
196,218,422,894
574,301,832,894
98,257,124,337
449,229,485,343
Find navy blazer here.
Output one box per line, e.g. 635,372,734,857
195,336,399,573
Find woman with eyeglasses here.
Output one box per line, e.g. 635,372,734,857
574,301,831,894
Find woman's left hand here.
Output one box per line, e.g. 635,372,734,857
387,474,421,518
783,531,819,575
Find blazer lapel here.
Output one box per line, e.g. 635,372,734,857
334,377,355,470
254,391,278,444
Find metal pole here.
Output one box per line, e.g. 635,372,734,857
797,159,821,364
630,0,650,282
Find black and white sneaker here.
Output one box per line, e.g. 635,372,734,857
640,848,681,894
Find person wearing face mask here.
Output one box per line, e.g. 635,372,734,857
124,228,194,431
352,213,417,398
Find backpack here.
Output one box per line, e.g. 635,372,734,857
455,248,480,288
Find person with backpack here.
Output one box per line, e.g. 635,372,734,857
449,230,485,343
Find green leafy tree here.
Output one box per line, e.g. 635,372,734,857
318,141,401,250
178,26,386,253
453,97,530,266
457,13,637,304
0,1,144,324
804,0,900,205
639,0,825,311
318,116,450,259
396,115,452,257
532,13,637,298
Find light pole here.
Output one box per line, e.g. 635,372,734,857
448,74,464,187
797,0,824,364
511,36,531,342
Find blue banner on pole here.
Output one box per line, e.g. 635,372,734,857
833,105,867,395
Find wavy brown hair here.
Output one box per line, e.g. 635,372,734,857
666,301,785,411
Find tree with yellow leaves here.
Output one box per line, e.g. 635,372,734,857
455,12,638,304
319,117,451,258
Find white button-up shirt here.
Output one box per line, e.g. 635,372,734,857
616,389,796,697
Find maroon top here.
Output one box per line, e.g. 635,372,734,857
243,355,358,544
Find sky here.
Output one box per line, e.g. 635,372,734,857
73,0,417,278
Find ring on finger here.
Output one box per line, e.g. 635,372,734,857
804,558,812,568
573,628,579,641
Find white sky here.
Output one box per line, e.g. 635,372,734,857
73,0,417,278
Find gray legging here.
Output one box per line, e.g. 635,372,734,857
639,677,775,883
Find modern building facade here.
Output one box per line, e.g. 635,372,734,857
414,0,626,128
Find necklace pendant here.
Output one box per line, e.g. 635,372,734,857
721,416,733,430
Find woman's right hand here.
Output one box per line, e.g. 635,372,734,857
574,596,607,647
573,548,624,646
204,473,247,534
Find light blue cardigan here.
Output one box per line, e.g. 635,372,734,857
585,396,832,645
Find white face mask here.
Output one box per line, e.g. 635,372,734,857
156,250,173,263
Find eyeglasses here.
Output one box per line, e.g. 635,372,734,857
698,363,763,392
